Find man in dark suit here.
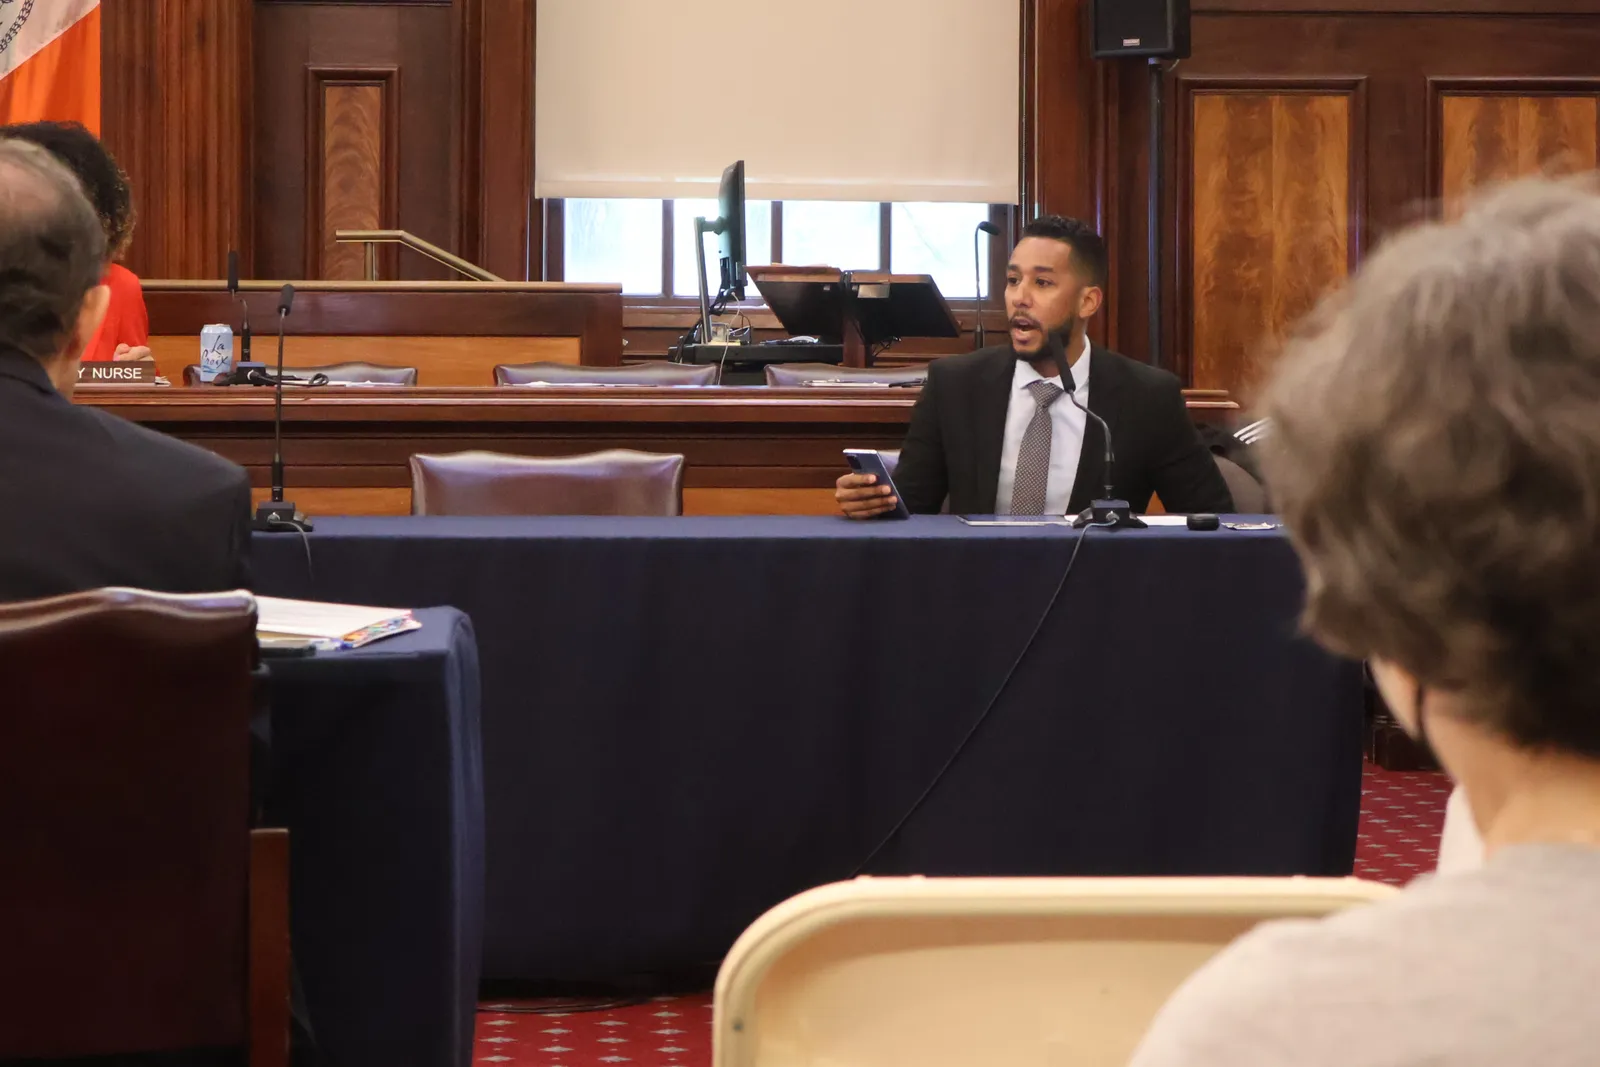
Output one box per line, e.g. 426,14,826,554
0,138,252,601
837,215,1233,518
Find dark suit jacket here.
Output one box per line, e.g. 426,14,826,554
0,350,253,602
893,344,1235,516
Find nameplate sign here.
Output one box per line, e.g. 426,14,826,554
78,360,158,384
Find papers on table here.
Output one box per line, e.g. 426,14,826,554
800,380,908,388
256,596,421,650
958,516,1076,527
957,514,1211,528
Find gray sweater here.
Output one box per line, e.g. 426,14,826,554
1130,845,1600,1067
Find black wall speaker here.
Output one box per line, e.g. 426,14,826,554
1091,0,1191,59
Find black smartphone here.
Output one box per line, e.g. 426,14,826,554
843,449,911,520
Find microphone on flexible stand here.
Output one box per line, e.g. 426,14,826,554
252,284,312,532
226,250,251,366
1046,329,1145,530
973,221,1000,350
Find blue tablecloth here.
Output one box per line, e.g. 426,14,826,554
255,516,1362,984
265,607,484,1067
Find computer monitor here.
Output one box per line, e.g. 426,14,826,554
693,160,747,346
717,160,747,301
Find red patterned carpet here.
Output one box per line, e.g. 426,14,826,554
474,763,1450,1067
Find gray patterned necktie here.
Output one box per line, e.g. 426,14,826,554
1009,379,1065,514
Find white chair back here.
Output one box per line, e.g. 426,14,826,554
714,876,1395,1067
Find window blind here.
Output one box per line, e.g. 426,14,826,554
535,0,1021,203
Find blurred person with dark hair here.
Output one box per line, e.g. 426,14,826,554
835,215,1232,518
1128,175,1600,1067
0,137,249,601
0,119,150,363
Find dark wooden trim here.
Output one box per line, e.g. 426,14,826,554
1196,0,1600,12
770,200,784,266
302,66,402,281
662,199,676,298
1022,0,1100,222
1425,76,1600,203
461,0,539,280
543,199,565,281
459,0,485,268
1173,76,1368,387
878,202,893,271
248,828,291,1067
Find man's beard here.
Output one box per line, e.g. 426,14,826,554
1011,313,1079,361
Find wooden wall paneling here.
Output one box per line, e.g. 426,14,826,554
460,0,539,281
1107,10,1600,395
254,1,463,281
306,68,400,280
1022,0,1112,347
147,335,582,385
1429,79,1600,210
101,0,252,278
1195,0,1600,12
1179,79,1362,398
1022,0,1100,224
141,282,625,365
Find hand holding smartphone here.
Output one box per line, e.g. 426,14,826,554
840,449,911,520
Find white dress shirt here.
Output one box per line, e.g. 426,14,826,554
994,333,1091,515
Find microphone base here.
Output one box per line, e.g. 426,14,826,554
253,500,313,533
1073,500,1146,530
210,362,269,387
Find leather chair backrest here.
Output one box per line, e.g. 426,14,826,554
496,361,720,387
186,362,419,386
1214,455,1268,513
0,588,258,1060
765,363,927,387
411,449,687,516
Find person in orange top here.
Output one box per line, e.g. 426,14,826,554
0,121,149,362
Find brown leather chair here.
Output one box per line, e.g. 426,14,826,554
495,361,720,386
411,449,686,516
765,363,927,387
1215,454,1268,513
185,361,419,386
0,588,289,1066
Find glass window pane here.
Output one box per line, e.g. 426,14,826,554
672,198,773,299
781,201,882,271
890,203,993,299
563,199,663,296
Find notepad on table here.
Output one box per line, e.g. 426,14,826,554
256,596,422,650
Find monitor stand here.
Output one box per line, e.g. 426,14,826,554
694,215,726,345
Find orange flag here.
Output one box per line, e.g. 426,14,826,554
0,0,101,133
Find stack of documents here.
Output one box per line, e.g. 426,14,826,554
256,597,421,650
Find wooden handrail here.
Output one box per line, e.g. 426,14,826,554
334,229,503,282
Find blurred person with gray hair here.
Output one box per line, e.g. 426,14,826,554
0,138,251,601
1129,175,1600,1067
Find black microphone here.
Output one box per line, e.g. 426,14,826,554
973,221,1000,350
226,250,251,366
252,284,312,532
1046,329,1145,530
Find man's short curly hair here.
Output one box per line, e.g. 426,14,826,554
1260,175,1600,758
0,121,135,259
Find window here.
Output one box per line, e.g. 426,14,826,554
781,201,882,274
563,199,662,297
671,199,773,301
559,199,1005,304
